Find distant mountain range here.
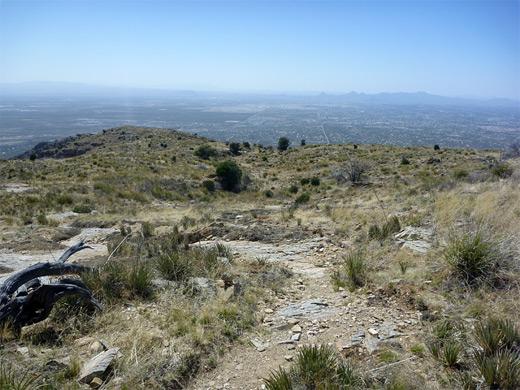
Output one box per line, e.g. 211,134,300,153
1,81,518,107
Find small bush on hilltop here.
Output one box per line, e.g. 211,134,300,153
278,137,290,151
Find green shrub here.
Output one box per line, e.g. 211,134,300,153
294,192,310,204
194,144,218,160
343,250,367,290
453,169,469,180
202,180,216,193
288,185,298,194
278,137,290,151
300,178,310,185
127,263,153,298
216,160,242,192
72,204,92,214
492,162,513,178
434,144,440,150
263,345,363,389
401,156,410,165
310,177,320,186
229,142,241,155
368,216,400,241
141,222,154,238
444,229,499,285
263,189,274,198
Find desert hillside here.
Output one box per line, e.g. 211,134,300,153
0,126,519,389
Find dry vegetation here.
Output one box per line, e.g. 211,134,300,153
0,126,518,389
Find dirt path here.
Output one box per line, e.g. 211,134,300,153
188,239,425,390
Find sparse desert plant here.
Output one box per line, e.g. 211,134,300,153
278,137,290,151
141,221,155,238
216,160,242,192
453,169,469,180
72,204,92,214
368,216,400,241
264,189,274,198
444,229,500,285
441,340,462,368
263,345,363,389
492,162,513,178
310,177,320,186
343,250,367,290
300,178,310,185
155,250,192,281
294,192,310,205
0,360,41,390
202,180,216,193
229,142,241,155
288,184,298,194
127,263,153,298
401,156,410,165
194,144,218,160
475,349,520,389
344,159,369,183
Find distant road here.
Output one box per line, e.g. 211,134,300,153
317,111,330,144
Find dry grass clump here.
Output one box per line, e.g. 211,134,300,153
331,250,368,292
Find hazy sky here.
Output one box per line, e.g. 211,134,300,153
1,1,519,99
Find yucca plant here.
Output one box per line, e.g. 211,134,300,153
0,360,41,390
343,251,367,291
264,368,293,390
442,341,462,368
294,344,338,387
444,229,499,285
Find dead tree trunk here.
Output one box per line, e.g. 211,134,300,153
0,240,101,330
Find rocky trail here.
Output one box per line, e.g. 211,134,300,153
188,238,429,390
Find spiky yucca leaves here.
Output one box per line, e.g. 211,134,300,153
444,229,500,285
343,251,367,291
263,345,363,389
0,360,41,390
472,317,520,389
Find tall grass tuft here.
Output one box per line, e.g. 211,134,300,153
343,250,367,291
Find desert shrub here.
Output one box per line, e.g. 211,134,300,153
141,221,154,238
368,216,400,241
72,204,92,214
216,160,242,192
194,144,218,160
310,177,320,186
288,185,298,194
473,318,520,389
263,345,363,389
229,142,241,155
202,180,216,193
263,189,274,198
278,137,290,151
343,250,367,290
401,156,410,165
344,159,369,183
0,359,41,390
300,139,306,146
434,144,440,150
444,229,501,285
57,194,74,205
300,178,310,185
492,162,513,179
453,169,469,180
127,263,153,298
242,141,250,148
294,192,310,205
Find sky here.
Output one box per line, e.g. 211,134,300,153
1,0,519,99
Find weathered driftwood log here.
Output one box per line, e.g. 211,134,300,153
0,240,101,329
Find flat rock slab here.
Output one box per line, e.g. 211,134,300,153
80,347,119,383
275,300,338,319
